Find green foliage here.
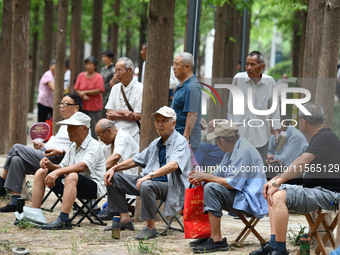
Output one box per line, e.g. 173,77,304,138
17,218,35,230
287,224,307,246
126,239,163,254
267,60,292,80
0,240,12,252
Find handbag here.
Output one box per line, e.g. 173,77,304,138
120,84,141,129
183,184,211,239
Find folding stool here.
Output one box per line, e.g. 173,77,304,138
301,209,339,255
232,212,266,247
156,199,184,235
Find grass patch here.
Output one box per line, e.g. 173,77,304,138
126,239,164,254
287,224,307,246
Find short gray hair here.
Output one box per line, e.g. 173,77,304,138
176,52,194,70
248,51,264,65
117,57,134,71
298,102,325,125
100,119,116,130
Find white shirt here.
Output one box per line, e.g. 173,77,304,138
60,134,106,198
227,72,280,147
44,125,71,151
102,129,139,176
105,79,143,143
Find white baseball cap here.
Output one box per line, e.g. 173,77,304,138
154,106,177,121
57,111,91,128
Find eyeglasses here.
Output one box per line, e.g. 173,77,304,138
116,68,128,74
59,102,78,107
98,127,109,140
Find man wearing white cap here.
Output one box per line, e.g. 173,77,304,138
104,106,191,240
188,122,267,253
29,111,106,230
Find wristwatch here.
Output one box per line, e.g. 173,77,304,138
272,179,280,187
149,172,154,180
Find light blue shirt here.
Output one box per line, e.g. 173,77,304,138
268,126,308,166
132,130,191,216
214,138,268,218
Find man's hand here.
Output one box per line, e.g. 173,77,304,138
123,110,135,121
44,148,63,157
136,175,151,190
83,94,89,101
266,154,281,165
188,171,208,186
104,168,115,186
40,157,53,169
45,171,60,188
33,142,44,150
263,180,279,206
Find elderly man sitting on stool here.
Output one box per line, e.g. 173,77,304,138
29,112,106,230
250,103,340,255
104,106,190,240
188,122,268,253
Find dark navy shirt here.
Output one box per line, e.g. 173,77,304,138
155,138,168,182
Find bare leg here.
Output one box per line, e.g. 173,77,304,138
208,213,223,242
120,212,130,223
60,173,78,214
31,168,49,208
268,199,276,235
1,169,8,179
271,190,289,242
146,219,156,229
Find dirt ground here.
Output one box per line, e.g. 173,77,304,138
0,152,334,255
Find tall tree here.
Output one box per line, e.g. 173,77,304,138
110,0,120,63
291,8,307,78
208,1,245,121
42,0,54,72
9,0,30,147
301,0,340,127
52,0,69,134
70,0,82,91
136,0,175,222
91,0,103,63
0,0,13,153
138,2,148,82
29,4,40,113
315,0,340,128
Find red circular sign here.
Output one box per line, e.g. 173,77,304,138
29,122,50,143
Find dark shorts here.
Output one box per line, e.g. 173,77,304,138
52,173,97,199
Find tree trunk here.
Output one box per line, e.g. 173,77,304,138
9,0,30,147
42,0,54,72
52,0,69,135
110,0,120,63
70,0,82,91
138,2,148,82
315,0,340,128
292,2,307,78
125,15,132,58
29,4,40,113
301,0,325,101
135,0,175,222
0,0,13,154
208,3,228,122
91,0,103,63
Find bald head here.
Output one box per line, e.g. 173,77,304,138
95,119,117,145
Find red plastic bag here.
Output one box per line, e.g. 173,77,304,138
183,185,211,239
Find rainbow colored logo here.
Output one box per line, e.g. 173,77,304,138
199,82,223,106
